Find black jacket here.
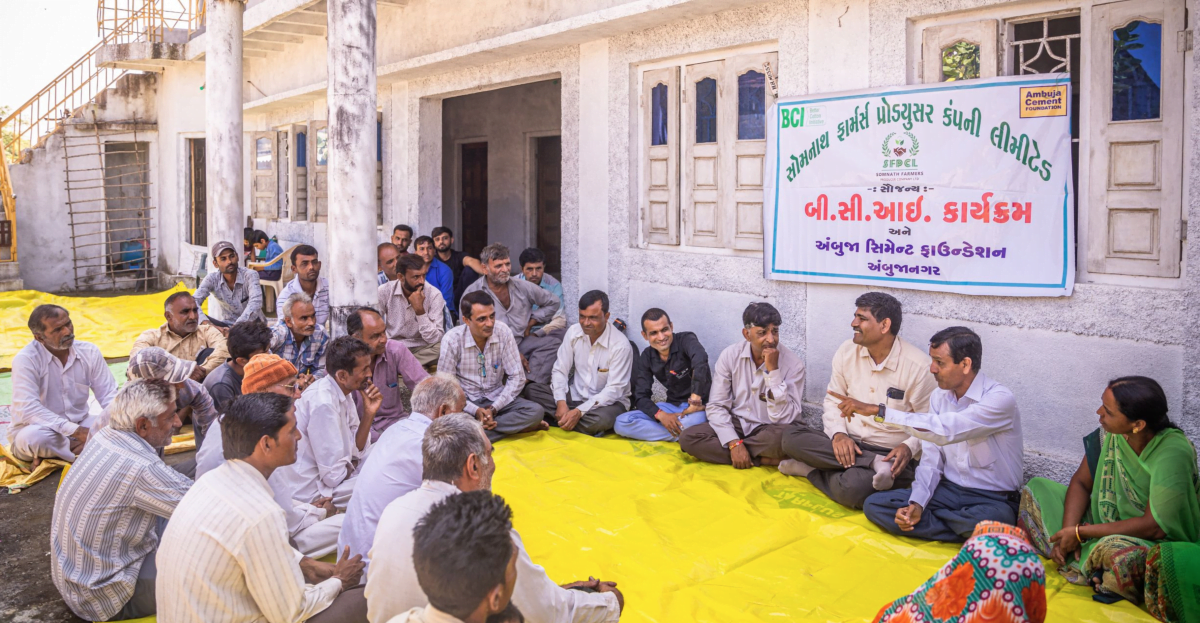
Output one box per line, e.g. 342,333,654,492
632,331,712,416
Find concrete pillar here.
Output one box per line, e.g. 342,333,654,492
326,0,378,335
205,0,246,250
578,39,610,296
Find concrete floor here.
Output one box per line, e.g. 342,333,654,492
0,449,195,623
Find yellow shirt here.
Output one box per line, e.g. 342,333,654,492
822,337,937,456
130,323,229,375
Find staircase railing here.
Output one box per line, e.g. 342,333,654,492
0,0,205,165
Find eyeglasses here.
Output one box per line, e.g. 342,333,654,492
477,353,487,378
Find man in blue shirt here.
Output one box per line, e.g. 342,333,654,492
414,235,455,320
250,230,283,281
516,247,565,334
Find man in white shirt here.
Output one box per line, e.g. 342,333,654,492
276,336,383,508
9,305,118,464
680,302,806,469
836,326,1025,542
385,491,522,623
366,414,622,623
276,245,332,327
379,253,447,367
525,291,632,437
340,375,466,569
438,291,544,442
157,392,368,623
778,293,938,509
196,353,345,558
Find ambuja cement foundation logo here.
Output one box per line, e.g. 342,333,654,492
881,130,921,169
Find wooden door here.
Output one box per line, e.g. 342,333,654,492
291,124,309,221
535,135,562,276
252,132,278,219
309,121,329,222
1087,0,1184,277
682,60,724,248
461,142,488,257
188,138,207,247
726,52,777,251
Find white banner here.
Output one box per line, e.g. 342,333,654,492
763,75,1074,296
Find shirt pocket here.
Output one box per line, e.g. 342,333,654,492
70,382,92,414
967,436,996,469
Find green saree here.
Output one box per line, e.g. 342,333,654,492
1019,428,1200,622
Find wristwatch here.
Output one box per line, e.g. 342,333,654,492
874,404,887,423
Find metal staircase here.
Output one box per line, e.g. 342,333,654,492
0,0,203,285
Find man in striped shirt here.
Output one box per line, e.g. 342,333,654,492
437,291,544,442
51,379,192,622
157,392,367,623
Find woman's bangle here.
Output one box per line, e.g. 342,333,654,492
1075,524,1082,544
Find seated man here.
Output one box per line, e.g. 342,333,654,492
204,319,274,416
157,392,368,623
392,224,414,254
432,226,485,308
461,243,562,385
51,379,191,622
778,293,937,509
196,354,345,557
378,242,401,285
193,240,265,328
365,415,622,623
438,291,544,442
526,290,632,437
250,230,285,280
277,244,331,327
347,307,429,439
680,302,805,468
516,247,566,335
843,327,1024,542
340,375,466,569
276,336,381,507
121,347,219,456
272,292,331,385
614,308,711,442
380,253,447,368
413,235,456,320
10,305,118,464
132,291,230,381
385,491,522,623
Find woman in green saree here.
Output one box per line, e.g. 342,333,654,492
1019,376,1200,623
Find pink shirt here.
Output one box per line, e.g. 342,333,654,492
354,340,430,441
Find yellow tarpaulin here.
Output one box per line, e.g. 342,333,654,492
494,429,1155,623
0,284,190,369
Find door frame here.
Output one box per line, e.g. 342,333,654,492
177,131,207,275
452,136,488,249
525,130,562,255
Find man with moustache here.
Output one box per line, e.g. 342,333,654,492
131,291,230,381
380,253,447,368
274,336,383,508
431,226,485,304
10,305,118,464
346,307,429,440
613,308,711,442
392,224,414,254
193,240,265,328
679,302,806,468
378,242,401,286
777,292,937,509
277,245,331,327
413,235,456,321
461,243,563,386
271,292,331,386
838,327,1025,542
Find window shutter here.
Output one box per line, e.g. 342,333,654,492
682,60,725,248
309,121,329,222
725,52,777,251
290,124,309,221
921,20,998,84
1087,0,1184,277
251,131,278,219
642,68,679,244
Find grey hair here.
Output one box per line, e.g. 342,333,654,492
27,304,67,337
109,379,177,431
422,413,488,483
479,243,510,265
411,373,464,417
282,292,313,320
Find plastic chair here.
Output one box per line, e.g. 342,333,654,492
249,245,297,317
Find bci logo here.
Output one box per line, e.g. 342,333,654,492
781,105,825,129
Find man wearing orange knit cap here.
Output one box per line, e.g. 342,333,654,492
195,353,344,557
